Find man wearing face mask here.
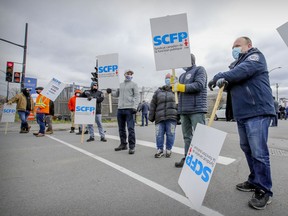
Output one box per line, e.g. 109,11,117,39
7,88,34,133
173,53,208,168
208,37,275,210
33,87,50,137
149,73,178,158
106,70,140,154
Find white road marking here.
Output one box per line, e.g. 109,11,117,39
101,133,236,165
47,135,224,216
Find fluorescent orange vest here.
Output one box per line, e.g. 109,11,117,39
35,94,50,114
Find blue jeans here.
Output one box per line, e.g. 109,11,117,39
237,116,273,196
180,113,206,155
87,114,105,138
141,113,148,126
117,109,135,149
36,113,46,134
18,110,30,130
155,120,177,150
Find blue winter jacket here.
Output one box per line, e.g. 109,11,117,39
213,48,275,120
178,65,208,114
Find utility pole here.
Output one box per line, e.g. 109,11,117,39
0,23,28,89
276,83,279,101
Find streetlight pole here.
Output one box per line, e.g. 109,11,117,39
269,66,282,101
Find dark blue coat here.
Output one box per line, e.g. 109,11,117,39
213,48,275,120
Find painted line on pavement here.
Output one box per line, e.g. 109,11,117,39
99,133,235,166
47,135,223,216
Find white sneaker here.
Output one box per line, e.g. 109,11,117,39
165,149,172,158
154,149,164,158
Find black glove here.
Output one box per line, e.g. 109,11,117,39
208,79,216,91
87,96,92,101
216,78,228,88
106,88,112,94
132,108,137,114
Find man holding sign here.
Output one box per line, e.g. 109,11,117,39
107,70,139,154
174,54,208,168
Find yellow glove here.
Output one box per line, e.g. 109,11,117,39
173,83,185,92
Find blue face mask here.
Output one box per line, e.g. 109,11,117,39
165,78,170,86
232,47,242,59
125,75,133,81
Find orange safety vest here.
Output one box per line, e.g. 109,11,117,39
35,94,50,114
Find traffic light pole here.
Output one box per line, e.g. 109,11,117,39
0,23,28,89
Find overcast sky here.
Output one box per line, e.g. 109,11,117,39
1,0,288,99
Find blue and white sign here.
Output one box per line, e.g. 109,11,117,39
150,13,191,71
24,77,37,94
178,123,227,210
41,78,66,101
97,53,119,89
277,21,288,47
1,103,17,122
74,98,96,124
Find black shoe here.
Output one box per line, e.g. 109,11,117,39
236,181,257,192
129,148,135,154
86,137,95,142
115,144,128,151
100,137,107,142
76,131,82,135
248,189,272,210
84,130,88,134
175,157,185,168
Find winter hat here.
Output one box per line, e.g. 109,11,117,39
90,81,98,87
35,86,44,90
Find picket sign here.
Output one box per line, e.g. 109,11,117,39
178,86,227,210
1,103,17,135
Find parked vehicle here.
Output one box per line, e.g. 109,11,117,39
214,104,226,120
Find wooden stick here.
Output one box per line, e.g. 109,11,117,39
109,94,112,113
5,122,8,135
208,86,224,127
172,69,178,104
81,124,85,144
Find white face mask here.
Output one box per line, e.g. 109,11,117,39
125,75,133,80
232,47,242,59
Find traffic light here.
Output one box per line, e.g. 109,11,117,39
5,61,14,82
91,67,98,82
13,72,21,83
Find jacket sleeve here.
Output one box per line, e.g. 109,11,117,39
96,92,104,103
185,66,207,93
148,91,157,122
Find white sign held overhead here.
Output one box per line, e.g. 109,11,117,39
150,13,191,71
178,123,227,210
74,98,96,125
277,21,288,47
97,53,119,89
41,78,66,102
1,103,17,123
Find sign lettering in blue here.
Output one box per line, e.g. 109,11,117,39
98,65,118,73
76,106,96,112
153,32,188,46
3,109,16,114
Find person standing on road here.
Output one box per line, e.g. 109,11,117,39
271,96,278,127
139,100,149,126
149,73,178,158
81,81,107,142
208,36,275,210
173,53,208,168
33,87,50,137
7,88,34,133
45,100,54,134
106,70,140,154
68,89,82,133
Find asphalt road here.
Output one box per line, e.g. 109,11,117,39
0,120,287,216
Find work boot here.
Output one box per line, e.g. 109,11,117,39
76,127,82,135
84,130,88,134
86,137,95,142
175,157,185,168
20,128,26,133
70,127,75,133
46,130,53,134
100,137,107,142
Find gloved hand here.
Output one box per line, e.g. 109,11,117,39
7,101,12,105
87,96,92,101
106,88,112,94
132,108,137,114
172,83,185,92
208,79,216,91
216,78,228,88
